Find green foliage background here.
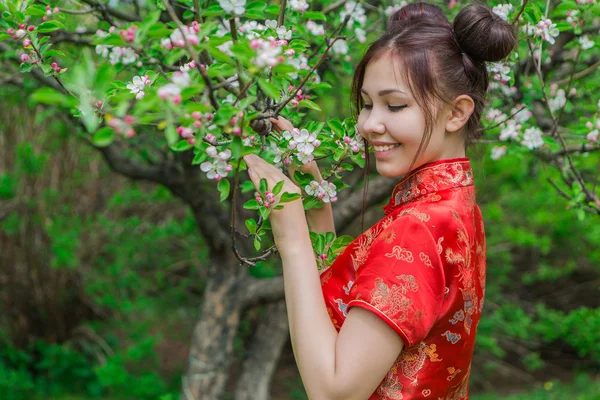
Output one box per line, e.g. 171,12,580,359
1,0,600,398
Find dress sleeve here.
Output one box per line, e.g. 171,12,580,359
347,214,446,348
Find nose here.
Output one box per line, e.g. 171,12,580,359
360,109,386,136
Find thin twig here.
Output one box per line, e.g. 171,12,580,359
511,0,529,26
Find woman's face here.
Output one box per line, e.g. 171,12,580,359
356,53,465,178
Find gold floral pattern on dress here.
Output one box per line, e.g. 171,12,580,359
419,252,433,268
443,365,470,400
320,268,333,285
385,246,414,262
382,230,397,244
436,237,444,255
445,211,478,336
446,367,462,381
370,277,421,324
351,216,393,271
397,342,442,386
376,364,404,399
399,207,431,222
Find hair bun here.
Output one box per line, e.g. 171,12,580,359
453,3,517,62
387,2,449,33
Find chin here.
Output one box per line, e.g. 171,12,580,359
374,163,409,178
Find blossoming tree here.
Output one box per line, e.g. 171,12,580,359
1,0,600,398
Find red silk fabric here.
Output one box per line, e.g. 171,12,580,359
321,158,486,399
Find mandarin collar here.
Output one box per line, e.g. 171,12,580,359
383,158,474,215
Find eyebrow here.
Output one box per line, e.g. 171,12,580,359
360,88,407,96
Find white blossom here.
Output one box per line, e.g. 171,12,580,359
200,149,232,180
306,21,325,36
355,28,367,43
251,38,283,68
491,145,507,160
218,0,246,15
340,1,366,28
526,19,559,45
126,75,151,100
305,180,338,203
492,4,513,21
265,20,278,30
548,89,566,112
511,105,533,124
587,129,599,143
499,120,520,141
578,35,594,50
276,26,292,40
332,39,349,55
521,127,544,149
489,62,511,83
289,0,309,12
171,71,191,88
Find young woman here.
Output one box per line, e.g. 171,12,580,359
244,2,516,399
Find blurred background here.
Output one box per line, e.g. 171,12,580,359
1,0,600,399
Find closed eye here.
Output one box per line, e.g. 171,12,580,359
388,105,408,112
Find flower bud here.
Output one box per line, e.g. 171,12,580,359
55,67,61,73
51,62,58,68
172,94,182,104
15,29,26,39
7,29,14,35
28,25,34,32
225,164,233,173
187,138,196,145
124,115,135,124
125,128,136,138
20,53,30,62
233,127,242,136
194,120,203,128
264,201,271,208
320,254,327,260
54,7,60,13
192,111,202,119
23,38,31,46
96,101,103,107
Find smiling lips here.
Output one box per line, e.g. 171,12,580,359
372,143,401,152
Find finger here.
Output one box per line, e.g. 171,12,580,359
269,116,294,133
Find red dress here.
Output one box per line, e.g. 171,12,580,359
321,158,486,399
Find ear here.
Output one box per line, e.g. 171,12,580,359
445,95,475,133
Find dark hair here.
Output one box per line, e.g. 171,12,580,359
352,1,517,168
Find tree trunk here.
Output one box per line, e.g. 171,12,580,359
233,300,289,400
181,255,246,400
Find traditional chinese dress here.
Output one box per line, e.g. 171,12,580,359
321,158,486,399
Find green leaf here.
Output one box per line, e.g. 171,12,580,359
92,127,115,147
299,99,321,112
304,11,326,21
165,125,178,146
231,136,242,159
293,171,314,186
201,4,225,17
303,196,321,210
20,63,34,73
315,234,325,254
241,180,255,193
244,199,260,210
30,87,71,106
280,192,301,203
92,33,126,46
258,78,281,100
25,5,47,16
265,5,280,14
192,151,208,165
0,32,10,42
238,96,257,110
245,218,257,234
254,237,261,251
325,232,335,244
171,140,194,152
272,180,285,196
259,178,268,193
333,148,345,162
45,49,65,58
272,64,298,74
218,179,230,202
327,119,344,136
37,20,66,33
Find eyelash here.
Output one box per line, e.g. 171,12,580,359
362,104,408,112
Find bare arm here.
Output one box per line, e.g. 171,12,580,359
244,155,404,400
273,202,404,400
270,116,336,236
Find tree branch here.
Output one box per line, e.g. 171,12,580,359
241,276,285,307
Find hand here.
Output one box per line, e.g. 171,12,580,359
269,116,323,187
243,154,306,244
243,154,301,200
